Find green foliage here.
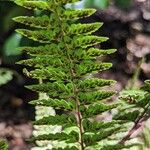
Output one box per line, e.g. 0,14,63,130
83,0,132,10
0,139,8,150
84,0,109,9
114,0,132,9
14,0,135,149
0,0,31,64
114,80,150,148
117,80,150,122
0,68,13,86
3,33,22,56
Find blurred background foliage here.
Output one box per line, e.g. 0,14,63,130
0,0,149,149
84,0,133,9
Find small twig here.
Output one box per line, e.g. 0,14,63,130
119,115,148,144
119,104,150,144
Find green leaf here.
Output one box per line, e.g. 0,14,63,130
94,0,109,9
78,90,115,104
99,144,132,150
0,68,13,86
13,15,50,28
69,22,103,35
63,9,96,20
34,114,76,127
3,33,22,56
83,119,124,132
32,131,79,143
14,0,49,11
114,110,140,122
30,98,75,110
73,35,108,48
83,126,121,146
74,48,116,61
25,67,71,81
26,82,72,94
76,62,112,76
15,29,57,43
87,48,117,57
77,78,116,90
17,56,66,68
17,44,60,56
81,103,118,117
119,90,146,105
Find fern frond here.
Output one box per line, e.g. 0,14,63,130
76,62,112,76
87,48,117,57
73,35,108,48
14,0,49,10
17,56,66,68
83,120,124,132
32,131,79,143
78,90,115,104
77,78,116,90
34,114,76,127
81,103,118,118
83,126,121,146
16,29,57,43
69,23,103,35
25,67,70,80
13,16,50,29
30,99,75,110
114,80,150,147
73,48,116,61
17,44,60,56
14,0,123,149
63,9,96,20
